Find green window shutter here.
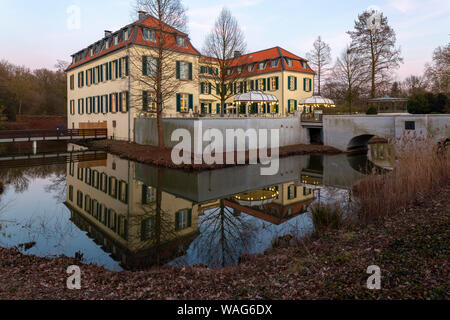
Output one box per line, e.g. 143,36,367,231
142,56,147,75
244,81,247,93
142,91,148,110
303,78,306,91
109,94,112,112
188,63,193,80
187,209,192,227
189,94,193,110
250,80,254,90
200,103,205,113
125,91,130,111
294,100,297,111
309,78,312,92
216,103,220,113
118,59,122,77
288,76,291,90
176,93,181,112
267,78,271,91
118,92,123,112
294,77,298,90
208,83,212,94
275,77,279,90
262,78,266,91
115,60,119,79
176,61,180,79
200,83,205,94
288,100,291,113
175,211,180,231
216,83,220,95
125,56,129,76
141,185,147,204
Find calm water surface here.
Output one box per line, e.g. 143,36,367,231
0,141,380,271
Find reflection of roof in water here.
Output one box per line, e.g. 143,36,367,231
224,197,314,225
233,188,279,206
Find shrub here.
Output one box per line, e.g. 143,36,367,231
366,106,378,115
310,203,343,233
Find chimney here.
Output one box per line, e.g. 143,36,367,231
138,11,147,20
104,30,112,37
234,51,242,58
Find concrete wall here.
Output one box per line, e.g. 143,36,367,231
323,114,450,151
135,117,310,155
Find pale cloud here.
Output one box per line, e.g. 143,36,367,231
388,0,417,13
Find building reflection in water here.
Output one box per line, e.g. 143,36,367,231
64,144,317,270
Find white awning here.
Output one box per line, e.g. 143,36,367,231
234,91,278,103
299,95,335,106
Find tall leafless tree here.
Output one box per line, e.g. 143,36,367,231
202,7,246,117
306,36,331,96
331,46,367,113
402,75,428,96
425,42,450,94
347,10,403,99
132,0,189,148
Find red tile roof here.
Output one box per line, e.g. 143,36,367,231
67,16,315,77
66,14,200,71
206,47,315,77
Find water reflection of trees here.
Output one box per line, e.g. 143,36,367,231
190,200,257,268
0,164,65,193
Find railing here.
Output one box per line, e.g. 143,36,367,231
0,128,107,141
301,113,323,123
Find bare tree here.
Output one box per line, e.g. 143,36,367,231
306,36,331,96
425,42,450,94
331,46,367,113
132,0,189,148
402,75,428,96
202,7,246,116
347,9,403,98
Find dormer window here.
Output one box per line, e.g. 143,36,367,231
105,39,110,49
301,61,307,69
227,69,232,76
247,64,254,72
123,28,130,41
270,59,279,68
90,48,94,56
114,35,119,46
285,58,293,67
176,36,186,47
258,62,266,70
142,28,155,41
237,66,242,74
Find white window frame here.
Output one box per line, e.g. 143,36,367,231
247,64,254,72
258,62,266,70
180,93,189,112
176,36,186,47
270,59,279,68
179,61,189,80
143,28,156,41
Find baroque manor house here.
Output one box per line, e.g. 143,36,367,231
66,12,315,141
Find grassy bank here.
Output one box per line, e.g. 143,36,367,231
78,139,341,171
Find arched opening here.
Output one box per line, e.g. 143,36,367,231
308,128,323,145
347,134,375,151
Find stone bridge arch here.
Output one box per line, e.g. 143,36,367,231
323,115,395,151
